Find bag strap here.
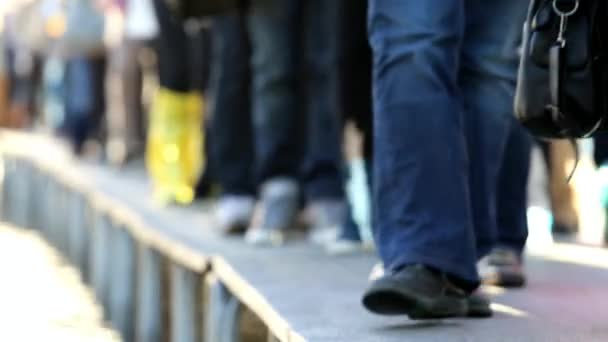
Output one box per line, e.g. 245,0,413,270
547,0,579,133
549,44,564,124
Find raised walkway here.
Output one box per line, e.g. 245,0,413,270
1,130,607,341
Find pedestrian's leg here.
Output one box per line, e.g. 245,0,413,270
244,0,301,245
549,140,580,233
460,0,529,258
63,57,105,154
247,0,300,184
146,0,205,204
0,36,6,126
0,69,8,127
594,133,608,166
364,0,482,318
106,39,144,165
210,13,256,233
300,0,342,201
89,57,107,142
124,40,148,152
496,124,532,255
334,0,374,248
368,0,476,283
299,0,347,246
122,40,146,157
8,48,37,128
210,14,254,197
152,0,190,92
478,122,531,288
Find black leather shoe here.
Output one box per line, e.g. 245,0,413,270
466,292,493,318
362,264,468,319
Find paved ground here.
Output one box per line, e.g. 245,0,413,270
0,223,120,342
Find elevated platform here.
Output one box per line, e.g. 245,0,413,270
1,130,607,341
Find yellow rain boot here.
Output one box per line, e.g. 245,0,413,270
146,88,205,205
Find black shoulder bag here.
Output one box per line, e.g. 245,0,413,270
514,0,608,139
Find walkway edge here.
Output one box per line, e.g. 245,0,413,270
0,130,306,342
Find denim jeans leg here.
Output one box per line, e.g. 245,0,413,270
369,0,478,284
460,0,529,259
247,0,300,185
594,132,608,166
63,57,105,150
496,122,532,255
209,14,255,196
299,0,344,200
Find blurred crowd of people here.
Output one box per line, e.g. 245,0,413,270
1,0,607,320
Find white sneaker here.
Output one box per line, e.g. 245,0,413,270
216,195,255,234
325,238,363,256
307,200,346,247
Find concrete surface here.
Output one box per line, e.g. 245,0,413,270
2,133,608,341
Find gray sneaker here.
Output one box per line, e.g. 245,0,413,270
245,178,299,247
307,200,346,247
478,248,526,288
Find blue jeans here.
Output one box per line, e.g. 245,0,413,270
209,14,255,196
495,123,531,256
369,0,529,287
248,0,343,200
62,57,105,152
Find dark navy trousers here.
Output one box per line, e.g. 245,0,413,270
369,0,530,286
210,0,344,201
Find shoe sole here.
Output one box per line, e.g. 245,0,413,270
483,270,526,288
362,280,468,319
466,301,493,318
466,308,493,318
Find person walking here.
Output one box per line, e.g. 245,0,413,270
362,0,530,319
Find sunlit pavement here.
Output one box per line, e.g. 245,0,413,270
0,223,120,342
